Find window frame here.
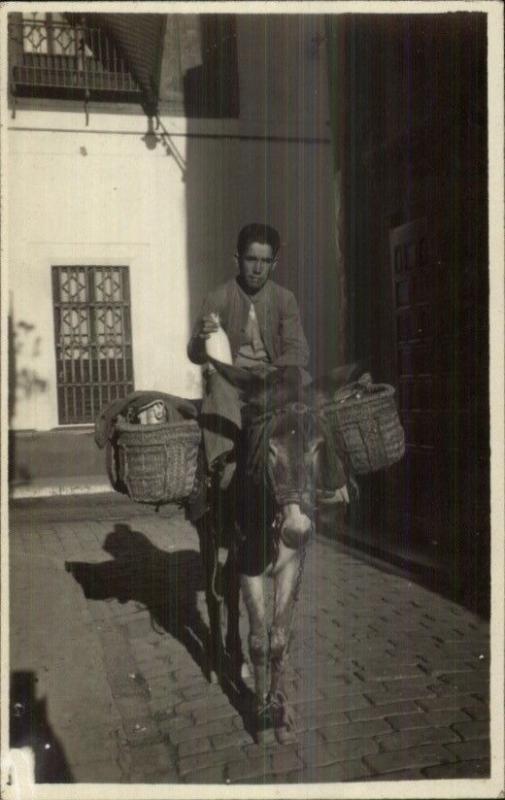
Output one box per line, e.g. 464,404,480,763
52,264,135,425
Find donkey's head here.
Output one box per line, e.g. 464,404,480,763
208,359,361,549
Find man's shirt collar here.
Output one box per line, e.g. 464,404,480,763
235,277,273,304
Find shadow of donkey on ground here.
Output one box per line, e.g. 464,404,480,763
65,523,257,736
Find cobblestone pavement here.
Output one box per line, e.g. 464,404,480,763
9,497,491,785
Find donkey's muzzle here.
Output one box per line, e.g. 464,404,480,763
279,505,313,550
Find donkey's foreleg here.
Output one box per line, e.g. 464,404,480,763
240,575,268,702
269,541,301,743
271,542,300,689
223,552,248,680
196,515,224,682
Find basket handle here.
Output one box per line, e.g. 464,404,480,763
106,440,123,491
332,373,370,403
332,375,396,404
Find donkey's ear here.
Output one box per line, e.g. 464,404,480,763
312,361,365,395
248,366,304,411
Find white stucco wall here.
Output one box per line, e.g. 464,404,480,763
8,119,199,430
7,15,338,431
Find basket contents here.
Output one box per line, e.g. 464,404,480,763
321,373,405,475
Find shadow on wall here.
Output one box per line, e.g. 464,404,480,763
8,316,49,483
182,14,343,375
10,670,73,783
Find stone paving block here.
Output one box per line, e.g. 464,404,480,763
420,660,477,676
438,642,489,659
127,741,173,775
158,714,193,736
355,665,425,681
436,672,489,693
110,674,151,700
382,675,437,693
364,744,456,775
179,746,244,777
293,693,371,715
452,720,489,740
120,615,157,639
108,602,147,620
169,668,211,688
131,767,179,783
429,680,487,698
147,674,178,692
175,693,235,717
462,704,490,721
60,725,122,766
295,709,349,733
178,736,212,758
320,718,392,743
40,534,67,557
167,717,235,745
365,685,437,704
445,739,490,760
290,726,325,752
308,758,373,782
386,709,470,731
122,717,161,746
318,680,370,700
179,683,216,701
363,768,424,780
226,754,273,783
114,694,150,720
211,730,252,750
183,764,226,783
422,759,491,779
376,726,461,752
347,700,420,721
416,692,483,712
71,759,125,782
87,601,113,622
270,746,303,774
323,736,380,762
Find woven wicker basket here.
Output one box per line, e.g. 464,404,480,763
321,378,405,475
113,418,202,505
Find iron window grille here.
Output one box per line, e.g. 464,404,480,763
8,13,142,102
52,266,134,425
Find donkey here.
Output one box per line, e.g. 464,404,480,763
195,359,360,743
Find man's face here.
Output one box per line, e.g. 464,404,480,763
237,241,277,294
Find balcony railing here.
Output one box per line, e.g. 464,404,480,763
8,17,143,101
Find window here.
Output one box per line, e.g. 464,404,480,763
52,266,134,425
8,12,142,102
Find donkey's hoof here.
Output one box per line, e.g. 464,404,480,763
270,691,297,745
240,662,251,681
274,724,297,745
209,669,219,685
253,698,275,744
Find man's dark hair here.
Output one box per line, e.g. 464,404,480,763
236,223,281,257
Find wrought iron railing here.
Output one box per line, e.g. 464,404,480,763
8,16,142,100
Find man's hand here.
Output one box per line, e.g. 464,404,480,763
198,314,220,340
318,485,350,504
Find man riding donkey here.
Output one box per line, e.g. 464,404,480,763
187,223,350,743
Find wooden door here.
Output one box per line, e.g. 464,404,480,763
384,217,489,609
388,219,445,550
